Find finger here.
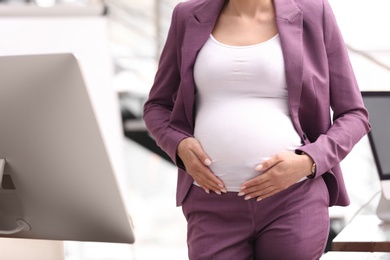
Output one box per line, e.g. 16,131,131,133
192,161,226,190
240,174,268,190
181,138,226,192
189,163,226,194
239,180,272,197
194,167,225,190
255,155,282,172
255,188,280,201
189,140,213,167
242,186,278,201
199,172,227,194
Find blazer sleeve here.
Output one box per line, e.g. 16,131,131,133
143,3,191,165
300,0,371,177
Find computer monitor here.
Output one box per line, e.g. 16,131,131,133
361,91,390,221
0,53,135,243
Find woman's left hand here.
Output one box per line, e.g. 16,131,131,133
238,151,314,201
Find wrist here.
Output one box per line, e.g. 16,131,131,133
301,152,316,179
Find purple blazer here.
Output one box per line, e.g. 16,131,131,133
143,0,371,207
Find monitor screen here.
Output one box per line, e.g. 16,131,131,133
362,91,390,180
0,53,134,243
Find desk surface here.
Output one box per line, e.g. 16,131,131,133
321,251,390,260
332,214,390,252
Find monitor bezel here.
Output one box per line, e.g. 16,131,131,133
0,53,135,243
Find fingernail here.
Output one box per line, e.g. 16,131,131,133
244,195,251,200
240,185,246,190
238,192,245,197
256,197,262,202
221,188,227,193
218,183,224,188
255,164,263,171
205,189,210,194
204,159,211,166
215,190,221,195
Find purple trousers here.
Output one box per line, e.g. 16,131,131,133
181,177,330,260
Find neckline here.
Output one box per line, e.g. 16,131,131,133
209,34,279,49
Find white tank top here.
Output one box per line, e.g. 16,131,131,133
193,34,302,191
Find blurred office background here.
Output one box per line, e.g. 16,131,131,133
0,0,389,259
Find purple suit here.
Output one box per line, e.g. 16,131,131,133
143,0,371,208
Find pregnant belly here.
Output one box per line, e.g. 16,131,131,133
193,99,302,191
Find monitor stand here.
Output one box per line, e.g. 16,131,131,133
1,162,64,259
376,192,390,222
0,159,31,235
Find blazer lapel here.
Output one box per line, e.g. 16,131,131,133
274,0,304,127
180,0,225,129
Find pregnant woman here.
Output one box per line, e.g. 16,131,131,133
143,0,371,259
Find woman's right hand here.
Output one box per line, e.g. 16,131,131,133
177,137,226,195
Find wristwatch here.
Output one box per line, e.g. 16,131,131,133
300,151,316,179
307,162,316,179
